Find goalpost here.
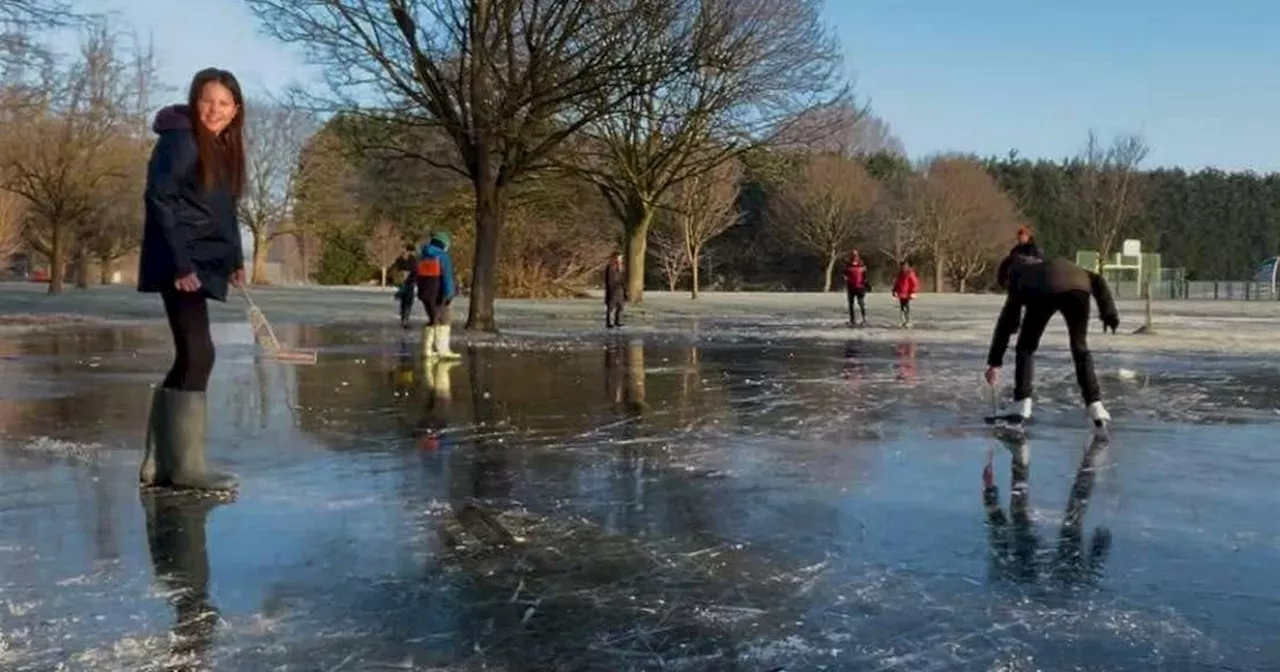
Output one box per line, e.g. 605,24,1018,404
1076,239,1153,299
1254,257,1279,296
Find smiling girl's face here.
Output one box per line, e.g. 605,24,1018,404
196,81,238,135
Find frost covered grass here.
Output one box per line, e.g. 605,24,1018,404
3,281,1280,356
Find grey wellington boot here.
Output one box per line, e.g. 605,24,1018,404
139,388,163,485
153,389,238,492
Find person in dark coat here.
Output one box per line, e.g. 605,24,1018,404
136,68,247,493
604,251,627,328
997,225,1044,335
392,245,417,328
843,250,869,326
985,254,1120,430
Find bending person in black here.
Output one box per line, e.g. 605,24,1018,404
984,254,1119,429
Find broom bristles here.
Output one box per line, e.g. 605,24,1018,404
240,287,317,364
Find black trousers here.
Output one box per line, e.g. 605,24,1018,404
421,301,450,326
161,290,216,392
1013,289,1101,405
417,278,449,325
898,298,911,320
398,284,415,321
846,288,866,322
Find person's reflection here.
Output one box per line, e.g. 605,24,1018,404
841,340,866,381
414,359,459,452
390,340,417,399
894,341,917,381
1052,437,1113,586
141,490,231,666
982,435,1111,587
982,439,1038,582
604,340,625,408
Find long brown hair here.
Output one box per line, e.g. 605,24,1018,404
185,68,246,198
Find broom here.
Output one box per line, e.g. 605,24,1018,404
239,286,318,364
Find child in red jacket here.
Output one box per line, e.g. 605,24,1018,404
843,250,869,326
892,260,920,327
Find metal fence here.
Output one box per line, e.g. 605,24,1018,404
1109,280,1279,300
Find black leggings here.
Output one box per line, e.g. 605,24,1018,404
846,288,866,321
1013,289,1101,405
161,290,215,392
898,298,911,320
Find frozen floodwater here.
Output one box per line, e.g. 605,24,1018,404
1,284,1280,670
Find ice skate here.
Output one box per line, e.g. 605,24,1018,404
985,397,1032,426
1088,401,1111,438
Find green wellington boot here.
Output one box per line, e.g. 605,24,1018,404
420,323,438,359
139,387,163,485
152,389,238,492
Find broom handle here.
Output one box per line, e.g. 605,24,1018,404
239,285,282,349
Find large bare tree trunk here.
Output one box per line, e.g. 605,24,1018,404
379,266,387,287
690,246,700,299
47,226,64,294
624,203,655,304
251,231,269,284
98,255,112,284
75,250,89,289
822,250,838,292
466,177,506,332
933,247,946,293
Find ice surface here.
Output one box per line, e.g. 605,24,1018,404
1,283,1279,669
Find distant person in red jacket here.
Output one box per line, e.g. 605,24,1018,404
892,261,920,328
843,250,869,326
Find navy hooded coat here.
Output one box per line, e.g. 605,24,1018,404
137,105,243,301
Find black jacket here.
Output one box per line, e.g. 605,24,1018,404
986,257,1120,367
996,240,1043,288
137,105,243,301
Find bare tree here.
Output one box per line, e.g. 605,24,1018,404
364,219,403,286
576,0,850,303
0,184,24,266
773,103,903,157
81,153,145,284
241,101,317,284
1077,130,1149,269
650,225,689,292
0,23,145,292
244,0,667,331
669,158,741,298
770,153,880,291
914,156,1020,292
0,0,79,68
863,154,924,268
